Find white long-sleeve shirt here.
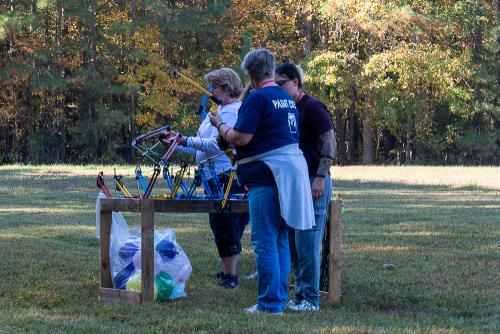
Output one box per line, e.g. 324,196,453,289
176,101,241,179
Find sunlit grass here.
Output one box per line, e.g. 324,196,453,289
331,165,500,189
0,165,498,333
349,244,412,253
2,164,499,187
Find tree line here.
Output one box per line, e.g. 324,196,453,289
0,0,498,165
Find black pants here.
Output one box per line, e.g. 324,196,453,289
207,172,249,257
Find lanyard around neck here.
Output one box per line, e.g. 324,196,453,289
257,79,276,89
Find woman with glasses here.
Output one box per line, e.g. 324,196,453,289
172,68,249,289
209,49,315,314
275,62,337,312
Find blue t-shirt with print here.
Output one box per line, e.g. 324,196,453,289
234,86,299,186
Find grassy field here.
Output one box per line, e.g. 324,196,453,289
0,165,498,333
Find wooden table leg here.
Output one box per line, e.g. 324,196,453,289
328,200,343,305
141,199,155,303
100,208,113,289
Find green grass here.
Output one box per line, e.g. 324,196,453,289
0,165,499,333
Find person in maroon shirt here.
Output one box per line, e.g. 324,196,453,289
275,62,337,312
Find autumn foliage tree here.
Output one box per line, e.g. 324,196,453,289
0,0,498,164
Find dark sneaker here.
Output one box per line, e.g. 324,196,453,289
220,274,239,289
211,271,224,281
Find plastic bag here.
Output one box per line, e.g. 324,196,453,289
110,228,192,301
95,192,130,241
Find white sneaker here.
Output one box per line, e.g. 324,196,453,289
288,300,319,312
244,304,261,314
243,271,258,280
286,299,300,309
244,304,283,315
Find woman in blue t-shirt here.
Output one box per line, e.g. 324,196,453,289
276,62,337,312
209,49,315,314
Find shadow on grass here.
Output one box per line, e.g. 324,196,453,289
0,174,498,332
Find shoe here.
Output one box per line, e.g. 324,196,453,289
211,271,224,281
244,304,283,315
243,271,258,280
244,304,260,314
288,300,319,312
286,299,300,309
220,274,239,289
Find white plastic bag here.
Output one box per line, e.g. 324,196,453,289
95,192,130,242
110,228,192,300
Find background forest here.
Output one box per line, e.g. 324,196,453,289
0,0,498,165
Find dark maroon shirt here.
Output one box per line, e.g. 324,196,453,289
297,94,334,177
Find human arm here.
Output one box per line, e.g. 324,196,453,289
209,113,253,147
175,144,197,155
311,128,337,200
182,135,223,156
160,132,198,155
179,106,241,155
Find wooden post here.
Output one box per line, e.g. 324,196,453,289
140,199,155,303
100,208,113,288
328,200,343,305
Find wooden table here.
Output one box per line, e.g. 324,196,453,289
98,198,343,305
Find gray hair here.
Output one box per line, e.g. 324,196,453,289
240,48,276,83
205,68,243,98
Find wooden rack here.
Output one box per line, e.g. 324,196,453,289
98,199,343,305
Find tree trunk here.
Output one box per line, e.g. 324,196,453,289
29,0,36,34
88,1,98,160
24,90,35,161
129,0,137,162
57,4,66,161
4,125,13,163
44,5,50,44
472,2,483,63
362,110,373,165
405,129,412,166
26,0,37,161
382,128,396,162
347,87,358,163
332,88,346,164
335,108,347,164
9,0,14,56
472,1,485,131
301,0,312,54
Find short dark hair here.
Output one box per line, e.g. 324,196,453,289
275,63,303,89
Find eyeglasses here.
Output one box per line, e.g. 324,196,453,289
276,79,290,86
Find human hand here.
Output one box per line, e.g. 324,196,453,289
177,134,187,146
311,177,325,200
159,131,176,145
160,132,186,146
209,113,223,128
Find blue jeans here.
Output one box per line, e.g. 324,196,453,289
248,185,290,313
289,176,332,308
